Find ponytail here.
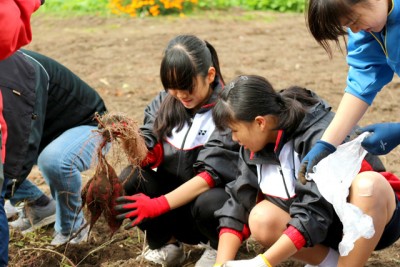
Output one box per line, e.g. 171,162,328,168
213,76,319,135
277,86,318,134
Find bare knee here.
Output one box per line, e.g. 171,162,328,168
351,172,392,200
249,200,289,247
351,172,377,197
350,172,395,224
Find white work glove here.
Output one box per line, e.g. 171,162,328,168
222,254,271,267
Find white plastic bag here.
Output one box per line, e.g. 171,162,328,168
308,132,375,256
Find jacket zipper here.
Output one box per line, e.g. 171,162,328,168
177,117,193,177
259,163,291,199
277,165,291,199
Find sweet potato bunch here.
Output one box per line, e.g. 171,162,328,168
81,112,148,237
81,152,122,236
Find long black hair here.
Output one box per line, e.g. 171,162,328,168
154,34,224,139
213,75,319,135
306,0,366,56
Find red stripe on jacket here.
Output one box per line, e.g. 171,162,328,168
0,91,8,163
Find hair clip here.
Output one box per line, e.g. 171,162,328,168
224,75,248,94
227,82,235,90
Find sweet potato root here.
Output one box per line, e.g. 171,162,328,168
94,112,148,166
102,157,124,236
81,112,148,238
84,154,113,234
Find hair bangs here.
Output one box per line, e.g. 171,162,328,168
160,48,197,92
308,0,351,54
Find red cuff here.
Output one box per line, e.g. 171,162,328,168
219,227,244,242
242,224,251,240
198,171,215,188
141,142,163,169
283,225,306,250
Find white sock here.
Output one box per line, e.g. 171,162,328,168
318,248,339,267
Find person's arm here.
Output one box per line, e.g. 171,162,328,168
115,173,212,228
216,231,242,265
0,0,42,60
246,182,332,266
221,233,299,267
328,28,395,145
321,92,369,146
214,150,258,265
263,234,298,266
325,93,400,155
298,30,392,180
164,175,210,208
223,182,333,267
298,94,370,183
194,127,241,186
298,92,372,183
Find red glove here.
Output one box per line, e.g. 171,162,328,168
115,193,170,229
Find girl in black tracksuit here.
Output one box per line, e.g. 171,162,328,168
115,35,240,267
211,75,400,267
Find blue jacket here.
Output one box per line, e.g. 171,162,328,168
346,0,400,104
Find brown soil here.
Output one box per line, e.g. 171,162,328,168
8,10,400,267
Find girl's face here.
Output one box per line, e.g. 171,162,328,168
342,0,389,33
168,67,216,110
229,115,279,153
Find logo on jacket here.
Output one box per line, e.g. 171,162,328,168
198,130,207,136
